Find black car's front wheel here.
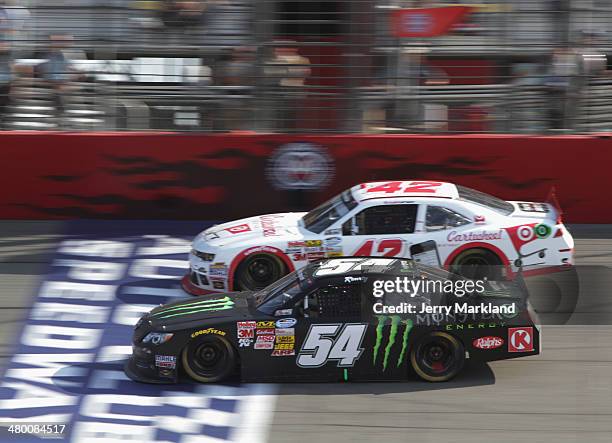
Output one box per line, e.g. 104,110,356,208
182,335,237,383
410,332,465,382
234,253,285,291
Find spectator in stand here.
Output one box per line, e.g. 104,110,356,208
38,34,81,119
216,46,256,130
0,2,13,128
160,1,206,29
263,43,311,132
544,47,578,130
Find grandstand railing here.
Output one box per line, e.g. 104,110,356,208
0,1,612,133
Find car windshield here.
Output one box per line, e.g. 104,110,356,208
457,185,514,216
254,271,305,314
302,190,358,233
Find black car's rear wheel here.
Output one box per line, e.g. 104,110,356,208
235,254,285,291
410,332,465,382
182,335,237,383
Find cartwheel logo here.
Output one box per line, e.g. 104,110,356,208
151,296,234,319
472,336,504,350
372,315,414,371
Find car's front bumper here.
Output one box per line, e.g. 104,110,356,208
181,273,221,296
124,346,179,384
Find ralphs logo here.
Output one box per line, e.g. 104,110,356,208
472,336,504,350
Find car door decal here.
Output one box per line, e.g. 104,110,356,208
297,323,368,368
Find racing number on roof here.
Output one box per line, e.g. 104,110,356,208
366,181,442,194
314,258,395,277
297,323,367,368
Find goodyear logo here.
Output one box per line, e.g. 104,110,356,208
191,328,227,338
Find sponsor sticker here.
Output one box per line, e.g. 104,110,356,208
256,335,275,343
254,341,274,350
226,224,251,234
276,335,295,344
508,327,534,352
239,338,253,347
209,263,228,276
324,237,342,246
271,349,295,357
275,328,295,336
212,281,225,290
191,328,226,338
534,224,552,239
472,336,504,350
275,318,297,328
256,328,276,335
257,320,276,328
304,240,323,247
237,321,256,340
155,355,177,369
273,343,295,351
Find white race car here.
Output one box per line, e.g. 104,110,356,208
182,180,574,295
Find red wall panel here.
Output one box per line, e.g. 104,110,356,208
2,132,609,222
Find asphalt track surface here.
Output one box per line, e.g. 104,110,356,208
0,222,611,443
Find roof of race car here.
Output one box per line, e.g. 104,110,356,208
353,181,458,202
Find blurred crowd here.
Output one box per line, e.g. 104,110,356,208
0,0,611,132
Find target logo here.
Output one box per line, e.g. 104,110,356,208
517,225,535,242
226,224,251,234
508,327,533,352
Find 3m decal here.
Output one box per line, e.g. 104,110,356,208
297,323,367,368
373,316,414,371
508,327,534,352
237,321,255,347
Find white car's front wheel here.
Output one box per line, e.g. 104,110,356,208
234,254,286,291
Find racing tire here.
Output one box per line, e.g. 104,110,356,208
182,335,237,383
450,248,502,281
410,332,465,382
235,253,286,291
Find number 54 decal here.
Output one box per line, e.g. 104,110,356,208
297,323,368,368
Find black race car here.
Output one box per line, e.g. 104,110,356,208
125,257,540,384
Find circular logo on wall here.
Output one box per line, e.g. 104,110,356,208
266,143,334,191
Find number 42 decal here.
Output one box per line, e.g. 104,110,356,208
297,323,368,368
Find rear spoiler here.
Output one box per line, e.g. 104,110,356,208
546,187,563,224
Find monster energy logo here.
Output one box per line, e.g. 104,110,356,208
151,296,234,319
372,315,413,371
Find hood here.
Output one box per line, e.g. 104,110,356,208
507,201,558,222
194,212,306,248
146,292,253,328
